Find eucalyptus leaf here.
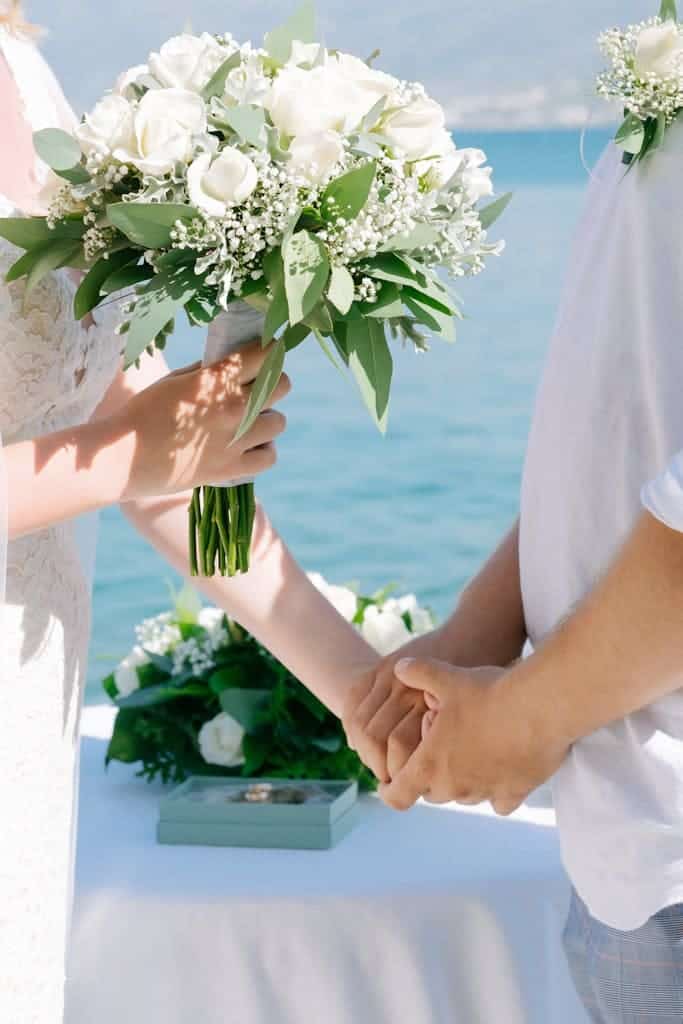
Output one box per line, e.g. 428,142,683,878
10,238,82,298
321,161,377,223
124,268,196,368
380,223,442,252
360,281,404,318
0,217,54,250
281,322,311,352
346,318,393,433
100,262,154,297
217,104,267,148
73,249,136,319
33,128,82,172
263,279,289,342
283,230,330,325
234,337,286,442
264,0,317,64
201,50,243,101
327,264,355,315
315,331,344,372
220,688,271,730
660,0,678,21
107,202,199,249
478,191,513,231
403,290,456,341
116,683,208,710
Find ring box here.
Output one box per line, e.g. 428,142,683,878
157,777,359,850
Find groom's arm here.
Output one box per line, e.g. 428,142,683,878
343,520,527,781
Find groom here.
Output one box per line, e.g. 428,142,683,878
344,135,683,1022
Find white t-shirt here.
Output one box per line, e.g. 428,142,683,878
519,126,683,931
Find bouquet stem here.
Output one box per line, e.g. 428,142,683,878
189,483,256,578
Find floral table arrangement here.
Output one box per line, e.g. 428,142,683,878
103,576,433,790
1,1,509,578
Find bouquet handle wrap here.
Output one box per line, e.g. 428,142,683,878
202,303,266,487
191,302,266,578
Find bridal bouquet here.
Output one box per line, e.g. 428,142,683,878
0,2,508,577
597,0,683,163
103,578,434,789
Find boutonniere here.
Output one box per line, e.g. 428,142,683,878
597,0,683,164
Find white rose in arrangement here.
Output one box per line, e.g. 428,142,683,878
383,595,434,636
114,64,150,98
149,33,229,92
360,605,413,656
634,22,683,79
114,645,149,698
198,606,226,632
382,96,447,161
307,573,358,622
198,712,246,768
223,52,271,108
188,148,258,216
76,94,136,159
126,88,207,176
288,131,344,184
267,55,394,139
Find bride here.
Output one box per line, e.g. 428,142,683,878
0,5,382,1020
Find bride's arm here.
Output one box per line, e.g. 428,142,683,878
96,351,379,717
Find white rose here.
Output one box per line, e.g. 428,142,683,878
360,605,412,656
198,607,226,632
149,33,229,93
114,645,149,698
634,22,683,78
198,712,246,768
382,96,447,161
76,94,136,158
267,55,394,139
287,41,324,67
223,52,271,108
123,88,207,176
114,64,150,98
384,595,434,636
188,148,258,216
307,572,358,622
288,131,344,184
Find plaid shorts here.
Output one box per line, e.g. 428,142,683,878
562,888,683,1023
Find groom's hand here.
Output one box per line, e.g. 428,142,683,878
342,632,446,783
379,659,569,815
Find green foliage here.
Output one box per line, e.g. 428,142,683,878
33,128,90,185
478,191,513,231
264,1,317,65
123,266,196,368
201,51,243,101
234,337,286,441
283,230,330,325
73,249,137,319
346,317,393,433
107,202,199,249
105,622,376,792
660,0,678,22
321,161,377,223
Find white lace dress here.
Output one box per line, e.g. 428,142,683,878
0,29,123,1024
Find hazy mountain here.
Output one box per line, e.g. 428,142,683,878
30,0,651,128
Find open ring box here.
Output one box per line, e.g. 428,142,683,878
158,777,359,850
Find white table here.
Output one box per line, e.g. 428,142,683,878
66,707,589,1024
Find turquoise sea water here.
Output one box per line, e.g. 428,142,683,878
86,129,612,700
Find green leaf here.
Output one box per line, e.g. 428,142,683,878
403,290,456,341
124,268,196,367
283,230,330,325
100,262,154,296
304,302,334,334
281,322,310,352
201,50,243,101
218,105,267,148
73,249,136,319
315,331,344,371
321,161,377,223
311,734,344,753
219,688,271,730
264,0,317,64
660,0,678,21
346,318,393,433
478,191,513,231
615,113,646,156
0,216,82,250
263,279,289,343
234,337,286,442
327,264,355,315
33,127,82,172
116,683,209,710
106,710,145,765
107,202,199,249
362,252,427,288
360,281,404,319
8,237,82,297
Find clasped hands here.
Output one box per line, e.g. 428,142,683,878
342,636,569,815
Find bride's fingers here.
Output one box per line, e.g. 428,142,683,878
422,709,438,740
241,409,287,451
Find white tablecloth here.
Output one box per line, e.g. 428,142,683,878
66,707,589,1024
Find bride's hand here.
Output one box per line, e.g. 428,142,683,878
110,340,290,502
